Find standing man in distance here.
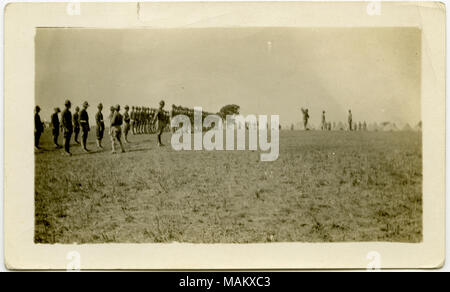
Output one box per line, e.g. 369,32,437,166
73,106,81,144
153,100,167,147
79,101,90,152
301,107,309,130
110,104,126,154
34,105,44,150
130,106,136,135
348,109,353,131
95,103,105,149
61,100,73,156
123,105,131,143
321,110,326,131
51,107,62,148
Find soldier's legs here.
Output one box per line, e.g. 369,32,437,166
35,131,42,148
64,130,72,154
53,129,60,147
82,130,89,151
74,128,80,143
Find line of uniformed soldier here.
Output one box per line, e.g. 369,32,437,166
34,100,172,154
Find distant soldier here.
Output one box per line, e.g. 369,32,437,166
130,106,136,135
61,100,73,156
73,106,80,144
123,105,131,143
135,107,141,134
95,103,105,149
327,122,332,131
153,100,167,146
321,110,326,131
301,108,309,130
348,109,353,131
363,121,367,131
79,101,90,152
110,104,125,153
358,122,362,131
51,107,62,148
34,106,44,149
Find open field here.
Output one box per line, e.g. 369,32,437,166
35,129,422,243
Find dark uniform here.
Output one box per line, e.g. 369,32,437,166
79,107,90,151
34,110,44,148
61,108,73,154
51,111,61,147
96,111,105,140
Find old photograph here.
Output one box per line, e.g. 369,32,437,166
34,27,422,244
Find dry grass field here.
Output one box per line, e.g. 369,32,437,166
35,129,422,243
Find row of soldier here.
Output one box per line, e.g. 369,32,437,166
301,108,368,131
34,100,169,155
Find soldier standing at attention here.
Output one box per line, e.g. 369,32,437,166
73,106,81,144
301,108,309,130
95,103,105,149
135,107,141,134
153,100,167,146
51,107,62,148
348,109,353,131
61,100,73,156
123,105,131,143
79,101,90,152
130,106,136,135
35,106,44,150
110,104,125,153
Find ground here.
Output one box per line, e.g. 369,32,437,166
35,129,422,243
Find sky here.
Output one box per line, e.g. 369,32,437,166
35,27,421,127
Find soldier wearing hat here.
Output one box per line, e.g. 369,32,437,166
34,105,44,149
110,104,125,153
73,106,81,144
61,100,73,155
51,107,62,148
152,100,167,146
79,101,90,152
95,103,105,149
123,105,131,143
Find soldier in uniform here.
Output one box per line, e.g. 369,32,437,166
135,107,141,134
51,107,62,148
123,105,131,143
61,100,73,156
130,106,136,135
95,103,105,149
34,106,44,149
79,101,90,152
348,109,353,131
153,100,167,146
363,121,367,131
321,111,326,131
110,104,125,153
73,106,81,144
301,108,309,130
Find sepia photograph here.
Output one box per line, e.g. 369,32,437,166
34,27,422,244
3,2,445,270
